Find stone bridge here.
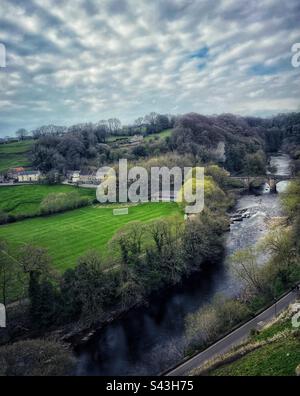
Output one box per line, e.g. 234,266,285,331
230,174,293,192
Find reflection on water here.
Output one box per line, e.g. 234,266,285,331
75,154,291,376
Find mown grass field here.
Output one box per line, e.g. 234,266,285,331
0,184,96,217
0,202,181,271
0,140,34,172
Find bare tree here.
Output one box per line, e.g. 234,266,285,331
15,128,28,141
0,241,19,307
230,248,265,294
107,118,121,134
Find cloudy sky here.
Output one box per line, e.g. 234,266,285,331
0,0,299,136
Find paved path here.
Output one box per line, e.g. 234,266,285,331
165,286,299,376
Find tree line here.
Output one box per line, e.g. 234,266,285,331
27,112,300,178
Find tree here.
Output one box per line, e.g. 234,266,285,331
225,143,247,173
144,112,158,134
15,128,28,141
110,223,146,307
185,295,249,348
261,228,300,290
230,248,266,295
185,304,219,346
107,118,121,135
19,244,53,325
132,145,147,158
205,165,230,189
282,179,300,217
148,217,184,284
0,339,74,376
134,117,144,128
156,114,170,131
67,250,112,322
243,151,266,176
32,280,58,328
0,241,19,307
183,210,227,269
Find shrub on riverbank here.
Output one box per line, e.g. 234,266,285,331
185,295,250,351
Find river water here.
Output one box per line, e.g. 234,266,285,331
74,154,291,376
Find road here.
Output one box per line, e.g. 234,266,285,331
165,286,299,376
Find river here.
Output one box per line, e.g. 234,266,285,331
74,154,291,376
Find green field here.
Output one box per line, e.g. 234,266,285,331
107,129,173,144
0,140,34,172
0,202,181,271
0,184,96,217
144,129,173,142
106,135,129,143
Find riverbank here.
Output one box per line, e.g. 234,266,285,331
1,250,228,349
73,153,293,376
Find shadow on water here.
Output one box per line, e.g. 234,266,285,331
74,261,230,376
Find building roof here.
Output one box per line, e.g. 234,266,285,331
80,172,96,177
18,170,40,176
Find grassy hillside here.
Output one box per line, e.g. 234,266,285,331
205,308,300,376
0,184,96,217
106,134,129,143
144,129,173,141
107,129,173,143
0,202,181,271
0,140,33,172
212,338,299,376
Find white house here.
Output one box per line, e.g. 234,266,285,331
17,170,41,183
130,135,144,144
79,172,99,184
67,170,80,183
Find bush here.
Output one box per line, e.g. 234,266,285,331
40,191,91,215
185,295,250,350
0,210,10,224
0,339,75,376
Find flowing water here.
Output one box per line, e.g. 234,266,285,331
74,154,291,376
